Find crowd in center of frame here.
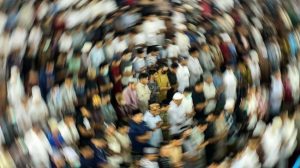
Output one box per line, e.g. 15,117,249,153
1,0,300,167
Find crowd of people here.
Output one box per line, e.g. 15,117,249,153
1,0,300,167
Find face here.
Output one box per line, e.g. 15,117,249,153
123,53,132,61
150,103,160,116
206,76,213,84
132,113,144,123
198,124,208,132
195,84,203,92
140,77,149,85
130,83,137,90
65,78,73,86
173,99,182,106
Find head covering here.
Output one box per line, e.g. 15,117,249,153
128,77,137,84
220,33,231,43
173,92,184,100
81,42,92,53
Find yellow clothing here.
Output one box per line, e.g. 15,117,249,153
156,73,170,102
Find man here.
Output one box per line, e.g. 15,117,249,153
168,92,190,135
269,70,283,120
199,43,215,72
157,64,171,102
129,109,152,162
144,103,163,147
136,73,151,113
192,80,207,122
203,73,216,115
167,63,178,103
122,78,138,109
120,49,134,86
187,47,203,86
88,41,106,69
133,47,147,73
146,46,160,68
223,65,237,100
60,74,78,114
177,57,190,92
97,62,113,94
140,147,160,168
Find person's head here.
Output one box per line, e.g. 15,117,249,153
189,47,199,57
247,137,260,151
131,109,144,124
143,147,159,161
183,87,192,97
116,120,129,134
201,43,210,52
179,57,188,66
105,123,116,136
46,60,54,72
149,69,158,80
197,120,208,132
159,141,171,157
112,57,121,66
194,79,204,92
80,145,94,159
170,134,183,146
149,103,160,116
65,74,73,86
95,41,103,48
149,46,160,56
203,72,213,84
87,68,97,80
92,94,102,107
63,113,75,125
99,62,109,76
122,49,132,61
273,70,281,80
139,73,149,85
136,47,145,58
158,63,168,74
78,73,86,85
101,93,111,105
128,78,137,90
80,107,91,117
170,62,179,73
172,92,184,106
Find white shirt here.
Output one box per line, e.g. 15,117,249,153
168,101,189,135
167,44,180,58
262,126,282,167
58,121,79,145
28,25,43,55
177,64,190,92
203,82,216,114
187,56,203,76
134,33,147,45
112,38,128,54
59,33,72,52
176,32,190,55
223,70,237,100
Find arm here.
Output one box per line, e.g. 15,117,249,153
136,131,152,143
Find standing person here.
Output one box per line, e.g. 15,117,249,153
199,43,215,72
167,63,179,103
203,73,216,115
192,80,207,122
60,74,77,114
144,103,163,147
146,46,160,68
223,65,238,100
167,92,190,135
177,57,190,92
47,85,63,120
97,62,113,95
187,47,203,86
120,49,134,86
136,73,151,113
269,70,283,121
140,148,160,168
123,78,138,109
156,64,171,102
148,69,160,103
133,47,147,74
88,41,106,69
115,120,132,167
39,61,55,100
110,57,123,95
128,109,152,163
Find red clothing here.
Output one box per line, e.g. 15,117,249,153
110,65,123,94
219,43,232,64
283,78,293,102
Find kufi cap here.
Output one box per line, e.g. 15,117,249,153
224,99,235,110
173,92,184,100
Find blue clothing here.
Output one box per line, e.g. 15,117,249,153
289,32,298,58
128,121,151,154
39,70,55,100
293,156,300,168
46,132,65,149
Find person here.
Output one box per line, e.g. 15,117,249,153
122,78,138,109
133,47,147,73
168,92,190,135
60,74,77,114
158,141,172,168
57,113,79,146
115,120,132,167
110,57,123,94
187,47,203,86
128,109,152,162
269,70,283,120
223,65,237,100
120,49,134,86
76,107,95,146
7,66,25,107
177,57,190,92
199,43,215,72
97,62,113,94
114,93,136,121
140,147,159,168
148,69,160,103
167,62,178,103
47,85,63,120
156,63,171,102
168,134,184,167
136,73,151,113
100,93,117,125
144,103,163,147
192,80,207,122
146,46,160,67
203,73,216,115
88,41,106,69
27,86,49,124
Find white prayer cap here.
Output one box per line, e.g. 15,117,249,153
220,33,231,43
173,92,184,100
224,99,235,110
81,42,92,53
249,50,259,62
272,117,282,129
128,77,137,84
143,147,158,154
183,4,193,11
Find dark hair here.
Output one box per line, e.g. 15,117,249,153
132,109,142,116
139,73,149,79
149,69,157,76
99,61,109,69
136,47,144,54
195,78,204,86
189,47,198,54
171,134,182,140
184,87,193,93
122,49,131,56
116,120,129,129
171,63,179,69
